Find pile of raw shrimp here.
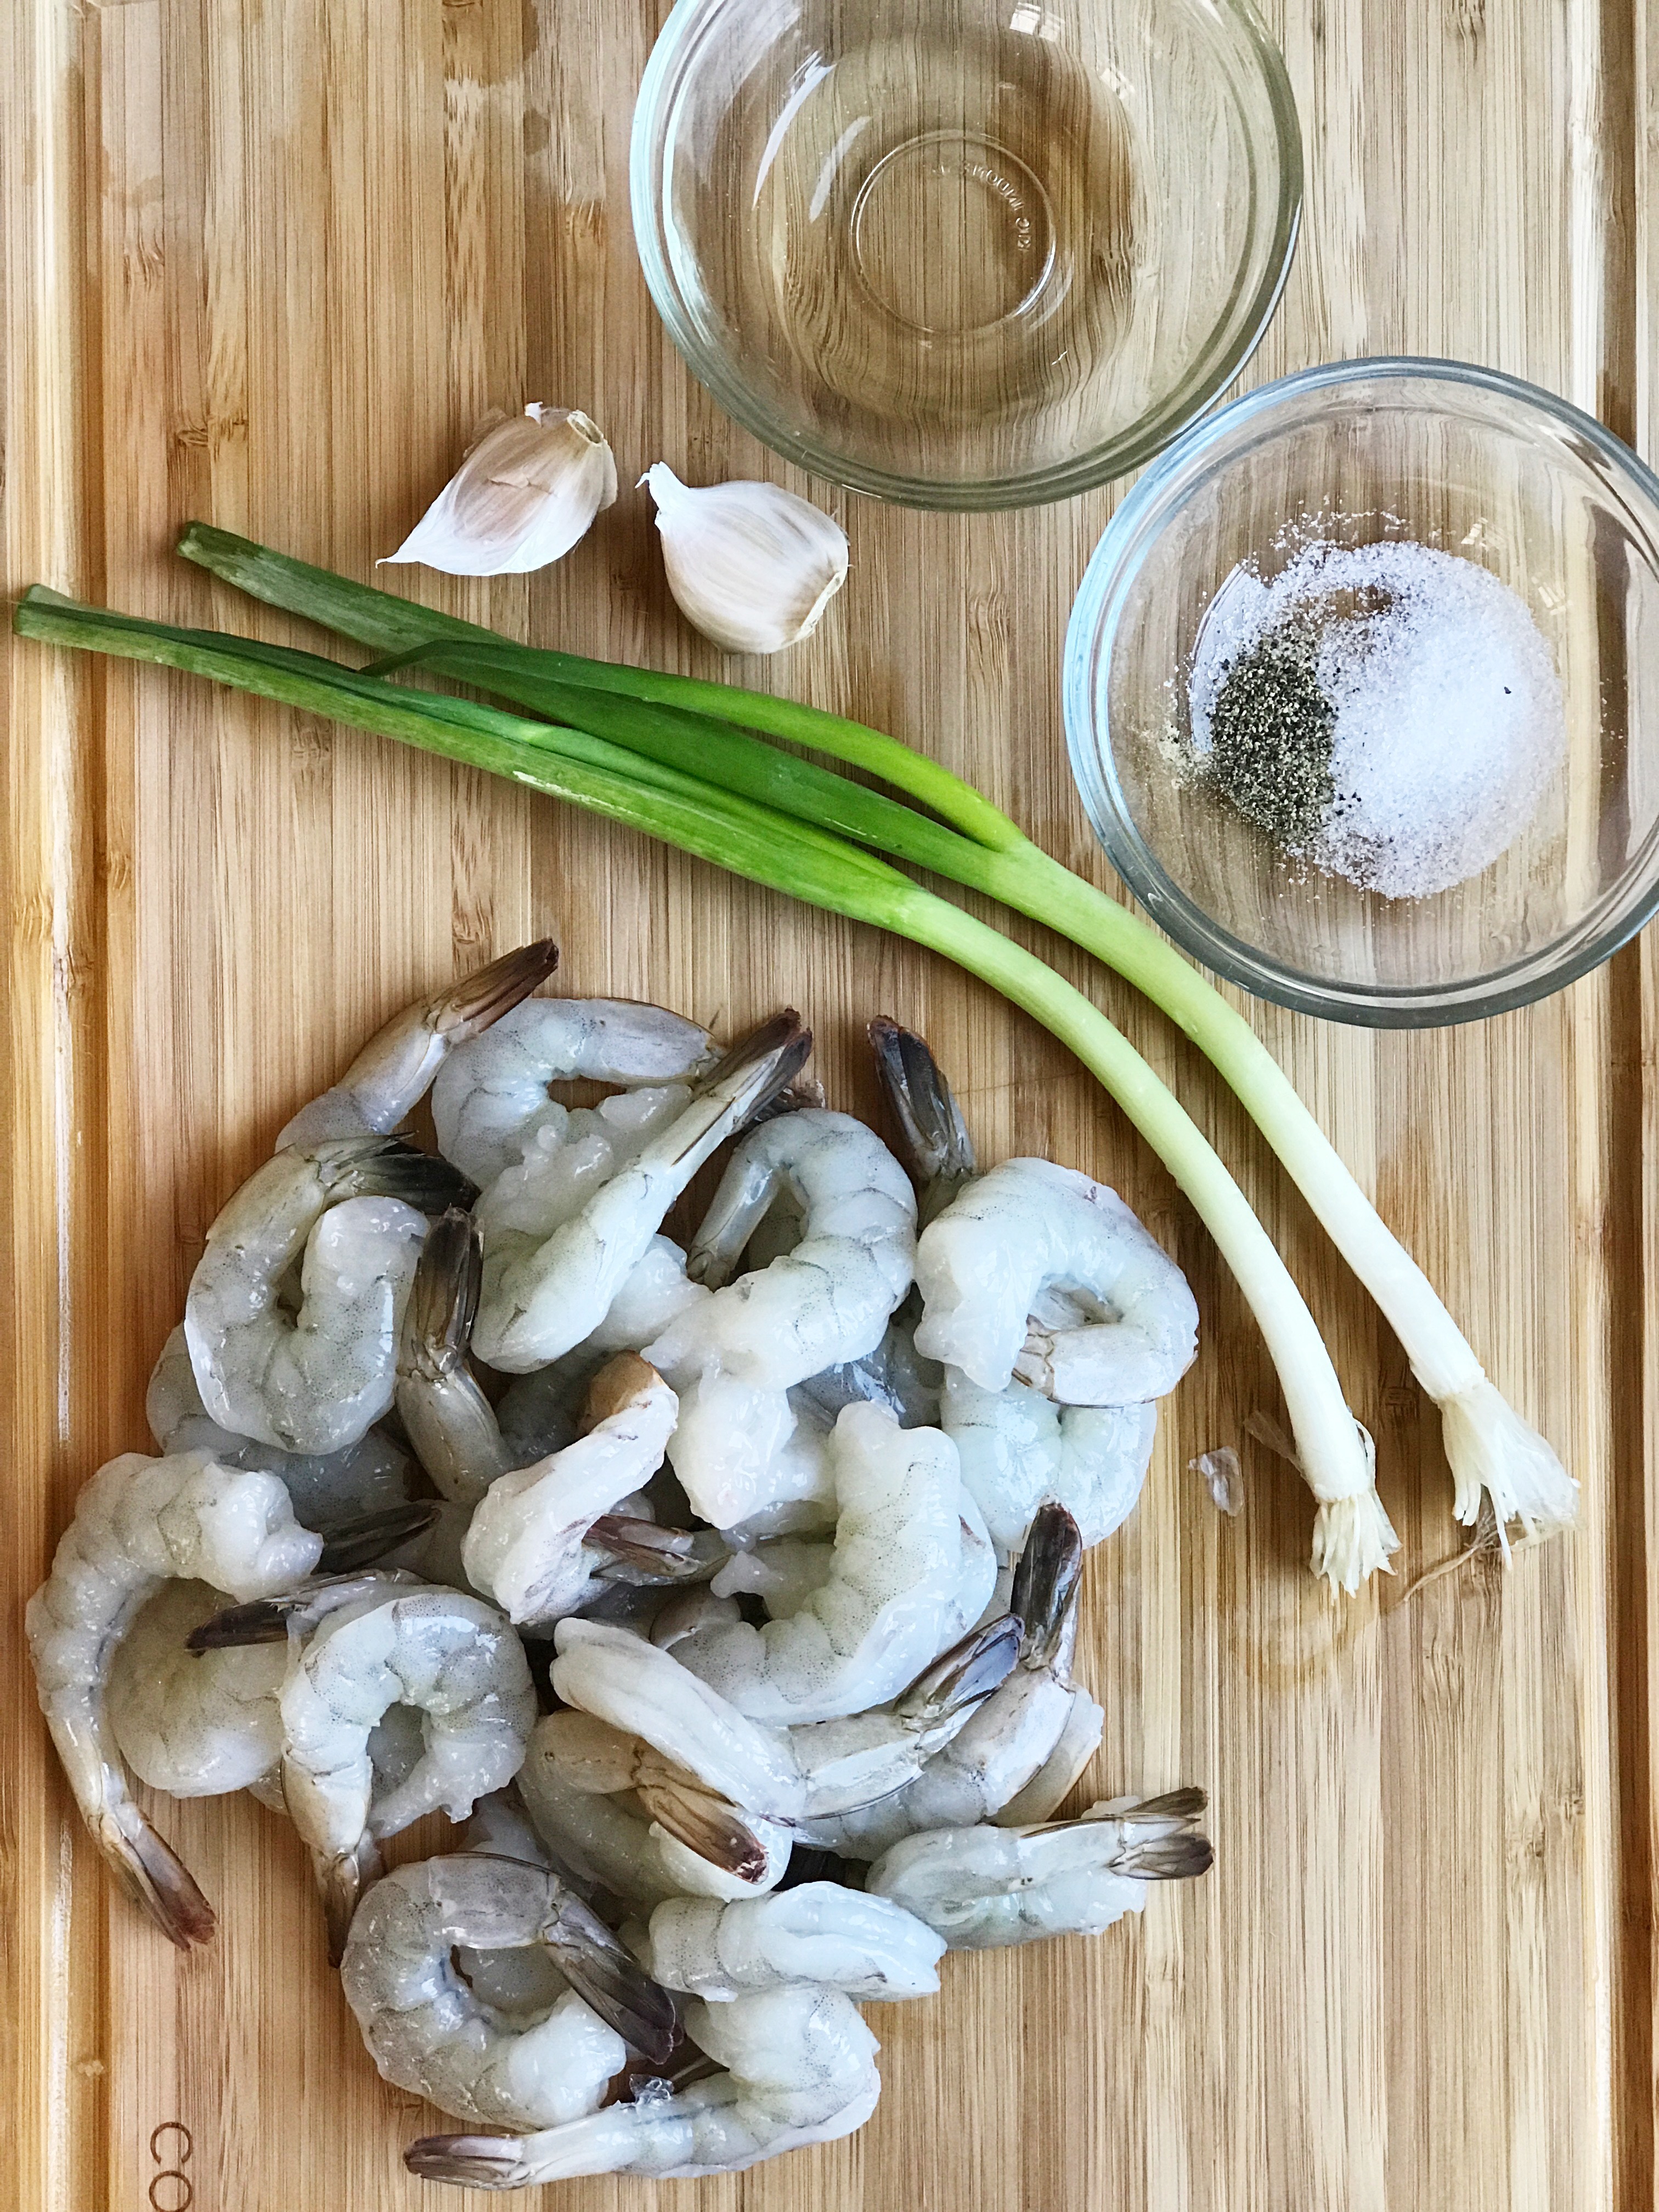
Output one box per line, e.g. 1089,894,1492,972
27,943,1213,2191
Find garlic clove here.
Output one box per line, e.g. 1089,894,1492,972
383,404,618,577
642,465,849,655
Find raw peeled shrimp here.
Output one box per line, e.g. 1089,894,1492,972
644,1111,918,1527
866,1788,1214,1950
472,1014,810,1372
915,1157,1198,1406
431,995,714,1188
408,1982,881,2188
200,1575,537,1955
25,1449,324,1947
795,1503,1099,1860
668,1401,996,1726
792,1312,943,1431
494,1234,708,1464
550,1611,1019,1825
147,1323,413,1530
184,1137,467,1455
462,1356,679,1628
522,1711,792,1905
277,940,560,1150
941,1367,1156,1554
647,1883,945,2002
995,1690,1105,1827
340,1851,677,2131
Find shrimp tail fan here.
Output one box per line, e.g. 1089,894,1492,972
405,2133,532,2187
98,1808,216,1950
868,1017,978,1221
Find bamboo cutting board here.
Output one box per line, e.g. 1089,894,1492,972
3,2,1654,2208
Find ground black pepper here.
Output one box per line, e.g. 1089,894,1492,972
1207,625,1335,849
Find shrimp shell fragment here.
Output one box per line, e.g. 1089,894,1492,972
914,1158,1199,1406
26,1450,324,1947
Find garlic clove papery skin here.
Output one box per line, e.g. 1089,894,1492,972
643,465,849,654
383,404,618,577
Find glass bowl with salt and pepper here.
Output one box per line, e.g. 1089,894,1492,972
631,0,1302,509
1065,357,1659,1025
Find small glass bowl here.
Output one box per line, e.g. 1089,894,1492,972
630,0,1302,510
1064,357,1659,1025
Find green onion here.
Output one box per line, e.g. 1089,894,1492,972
15,580,1396,1592
173,524,1574,1550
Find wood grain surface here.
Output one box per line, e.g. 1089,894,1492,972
3,2,1654,2208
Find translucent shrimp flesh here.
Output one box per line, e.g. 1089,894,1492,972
866,1787,1214,1949
106,1578,287,1801
340,1851,678,2130
276,941,560,1150
462,1355,680,1627
407,1982,881,2188
147,1323,414,1531
550,1612,1020,1826
472,1013,810,1372
25,1449,324,1948
643,1110,918,1527
184,1136,468,1455
646,1882,945,2002
794,1503,1095,1859
914,1157,1198,1406
431,995,714,1188
941,1365,1158,1554
667,1401,996,1726
201,1575,537,1955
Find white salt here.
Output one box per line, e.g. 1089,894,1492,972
1188,540,1567,899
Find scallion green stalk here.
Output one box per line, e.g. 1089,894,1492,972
15,582,1396,1592
171,524,1573,1547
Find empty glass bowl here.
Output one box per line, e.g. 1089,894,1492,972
631,0,1302,509
1064,358,1659,1024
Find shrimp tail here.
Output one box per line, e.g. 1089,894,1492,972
331,1136,477,1218
1083,1785,1214,1880
895,1612,1022,1729
187,1568,415,1650
637,1775,773,1883
428,939,560,1043
402,1207,481,1379
672,1012,812,1206
405,2133,531,2188
315,1500,441,1572
589,1515,727,1587
543,1891,681,2064
1007,1501,1083,1664
317,1835,383,1964
868,1018,978,1221
96,1804,216,1950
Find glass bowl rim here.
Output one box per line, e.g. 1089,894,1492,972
629,0,1306,512
1062,352,1659,1026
